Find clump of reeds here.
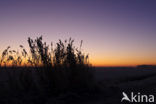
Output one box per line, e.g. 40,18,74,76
27,36,95,93
0,36,95,98
0,45,28,67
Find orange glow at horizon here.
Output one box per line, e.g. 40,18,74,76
0,38,156,67
0,49,156,67
90,54,156,67
0,57,156,67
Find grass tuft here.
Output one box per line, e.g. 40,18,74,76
0,36,96,103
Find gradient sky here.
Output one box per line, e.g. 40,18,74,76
0,0,156,66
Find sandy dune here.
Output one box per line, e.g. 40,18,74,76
0,67,156,104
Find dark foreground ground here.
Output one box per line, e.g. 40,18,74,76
0,67,156,104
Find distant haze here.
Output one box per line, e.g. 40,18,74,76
0,0,156,66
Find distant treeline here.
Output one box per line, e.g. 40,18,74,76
137,65,156,69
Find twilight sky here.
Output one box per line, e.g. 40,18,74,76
0,0,156,66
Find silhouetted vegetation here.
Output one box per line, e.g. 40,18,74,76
0,36,96,104
0,37,156,104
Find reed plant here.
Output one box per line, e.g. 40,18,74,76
0,36,95,97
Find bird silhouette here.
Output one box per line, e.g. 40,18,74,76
121,92,131,102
